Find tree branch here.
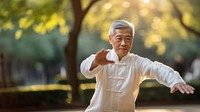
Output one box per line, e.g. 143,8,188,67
82,0,100,18
169,0,200,37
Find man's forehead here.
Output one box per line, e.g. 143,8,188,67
114,29,132,35
115,28,130,31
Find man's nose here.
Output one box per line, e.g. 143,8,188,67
121,39,126,46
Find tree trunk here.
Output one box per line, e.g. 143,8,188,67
43,62,51,84
0,52,6,88
64,30,80,102
64,0,100,103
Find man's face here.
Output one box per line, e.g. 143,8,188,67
109,28,133,59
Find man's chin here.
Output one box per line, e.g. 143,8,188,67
118,51,128,55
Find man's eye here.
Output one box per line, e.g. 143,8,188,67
116,37,122,41
126,36,132,41
126,38,131,41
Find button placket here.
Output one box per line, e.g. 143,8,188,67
114,65,127,110
106,62,127,111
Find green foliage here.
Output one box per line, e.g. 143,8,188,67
83,0,200,58
0,0,71,39
164,38,200,65
0,0,200,62
178,0,200,31
79,80,200,103
80,89,94,103
1,80,199,108
0,29,67,63
138,80,200,102
0,0,200,97
0,84,69,108
77,31,110,65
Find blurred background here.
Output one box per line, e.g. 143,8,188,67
0,0,199,111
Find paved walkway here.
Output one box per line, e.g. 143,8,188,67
136,104,200,112
36,104,200,112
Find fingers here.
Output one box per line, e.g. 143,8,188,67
180,84,195,94
95,49,109,60
171,83,195,94
95,49,115,65
97,49,109,56
178,85,186,94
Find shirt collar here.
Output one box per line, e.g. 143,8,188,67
110,49,130,62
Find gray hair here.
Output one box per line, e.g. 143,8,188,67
108,20,135,36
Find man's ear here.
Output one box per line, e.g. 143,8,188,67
108,36,112,44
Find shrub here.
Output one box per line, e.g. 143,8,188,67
0,84,69,108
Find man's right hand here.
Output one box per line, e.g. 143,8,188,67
90,49,115,70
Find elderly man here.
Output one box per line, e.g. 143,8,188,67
80,20,194,112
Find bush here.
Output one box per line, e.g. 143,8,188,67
80,80,200,103
0,84,69,108
137,80,200,102
1,80,199,109
80,89,94,103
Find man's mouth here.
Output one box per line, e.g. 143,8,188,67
119,48,127,51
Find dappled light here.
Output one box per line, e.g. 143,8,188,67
144,34,166,55
104,3,112,9
1,0,70,39
15,30,23,40
151,17,161,30
19,17,34,29
32,13,68,36
156,42,166,55
139,8,149,17
2,21,14,30
142,0,150,4
0,0,200,111
145,34,161,48
80,83,95,90
122,1,130,8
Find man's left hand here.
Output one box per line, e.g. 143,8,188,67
170,82,195,94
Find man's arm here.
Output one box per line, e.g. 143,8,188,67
138,58,195,94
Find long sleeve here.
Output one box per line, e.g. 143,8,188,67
80,54,103,79
138,57,185,88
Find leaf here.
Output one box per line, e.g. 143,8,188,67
3,21,14,30
19,17,34,29
15,30,23,40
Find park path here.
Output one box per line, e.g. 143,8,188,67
36,104,200,112
136,104,200,112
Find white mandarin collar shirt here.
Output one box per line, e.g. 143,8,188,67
80,49,184,112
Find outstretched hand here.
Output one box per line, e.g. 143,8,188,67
94,49,115,65
90,49,115,70
170,82,195,94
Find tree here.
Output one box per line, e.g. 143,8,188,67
169,0,200,37
63,0,100,102
0,0,199,103
0,29,66,86
0,0,101,102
